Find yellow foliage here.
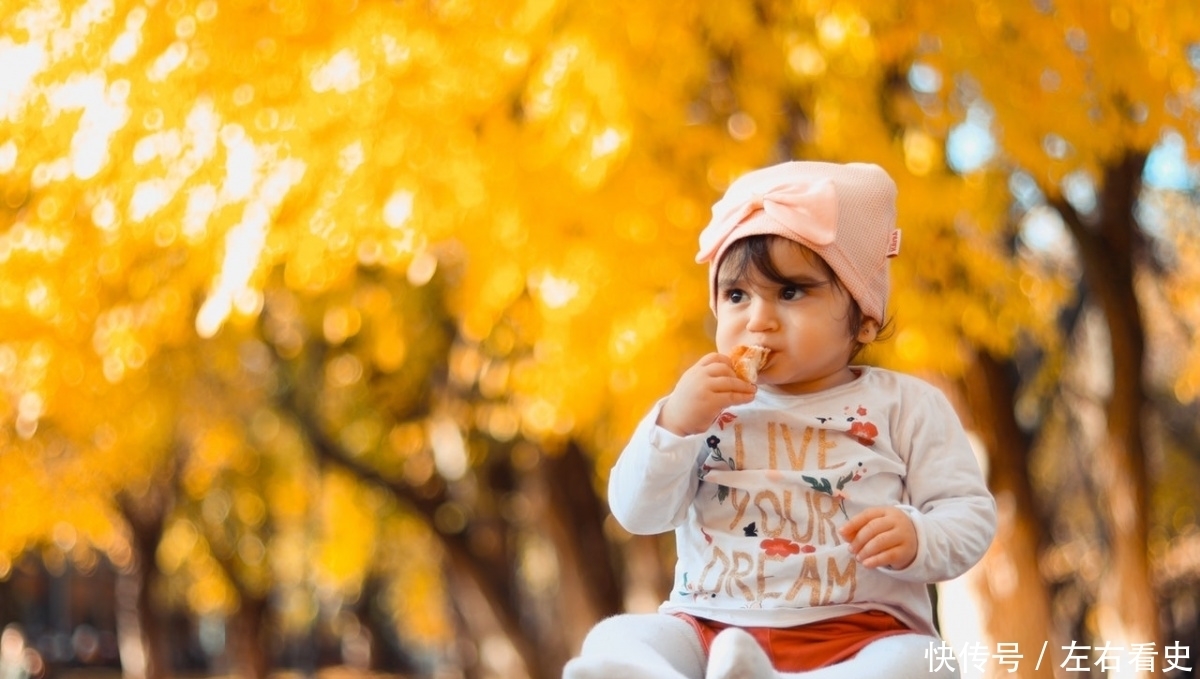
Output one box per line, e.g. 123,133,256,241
315,471,377,592
2,0,1200,651
375,512,451,644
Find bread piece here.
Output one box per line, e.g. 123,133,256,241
730,345,771,383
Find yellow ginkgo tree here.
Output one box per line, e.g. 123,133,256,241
4,2,1200,679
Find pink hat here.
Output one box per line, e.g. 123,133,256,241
696,161,900,323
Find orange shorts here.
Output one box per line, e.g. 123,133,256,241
674,610,912,672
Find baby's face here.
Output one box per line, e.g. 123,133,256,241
714,238,871,395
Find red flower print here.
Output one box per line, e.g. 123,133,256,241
856,406,868,416
849,421,878,446
761,538,801,557
716,412,738,430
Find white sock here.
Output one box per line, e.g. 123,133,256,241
563,656,679,679
705,627,775,679
564,614,706,679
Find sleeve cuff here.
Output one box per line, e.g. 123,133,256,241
886,504,926,575
642,399,703,455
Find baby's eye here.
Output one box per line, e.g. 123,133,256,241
780,285,805,301
723,288,747,304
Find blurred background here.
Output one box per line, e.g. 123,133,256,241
1,1,1199,678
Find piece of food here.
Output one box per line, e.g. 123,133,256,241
731,345,771,383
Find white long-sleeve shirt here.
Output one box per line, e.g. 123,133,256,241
609,366,996,637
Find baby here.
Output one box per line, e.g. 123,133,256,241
564,161,996,679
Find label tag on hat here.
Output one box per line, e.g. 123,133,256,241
887,229,902,258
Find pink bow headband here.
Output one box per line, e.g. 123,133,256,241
696,177,839,264
695,161,900,323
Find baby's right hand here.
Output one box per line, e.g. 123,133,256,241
657,353,758,436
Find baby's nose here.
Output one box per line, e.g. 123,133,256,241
746,300,778,330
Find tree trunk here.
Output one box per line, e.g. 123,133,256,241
227,593,271,679
443,563,523,679
1053,152,1159,664
355,576,419,673
537,443,624,650
960,351,1059,678
116,485,172,679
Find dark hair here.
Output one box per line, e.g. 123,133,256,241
716,234,878,359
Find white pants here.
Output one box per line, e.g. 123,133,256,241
562,613,960,679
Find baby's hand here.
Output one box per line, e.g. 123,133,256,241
839,506,917,570
657,353,757,436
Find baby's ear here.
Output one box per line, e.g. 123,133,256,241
856,318,880,344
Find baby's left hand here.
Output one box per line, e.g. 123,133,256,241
839,506,917,570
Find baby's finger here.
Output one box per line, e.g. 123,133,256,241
698,352,736,369
839,510,874,541
719,375,758,395
850,523,887,558
859,542,905,569
863,524,908,559
844,511,888,550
